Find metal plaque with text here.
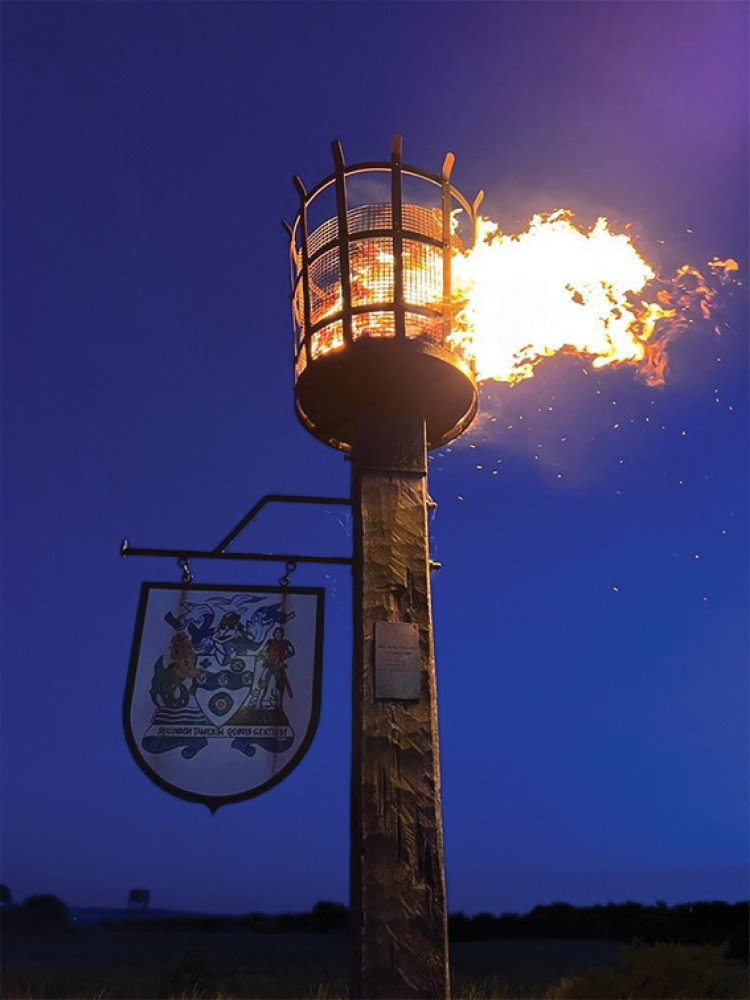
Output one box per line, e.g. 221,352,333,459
374,622,421,700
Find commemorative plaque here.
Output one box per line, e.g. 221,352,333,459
374,621,421,700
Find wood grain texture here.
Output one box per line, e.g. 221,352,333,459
350,412,450,999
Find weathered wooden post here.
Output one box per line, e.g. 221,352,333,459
287,136,480,999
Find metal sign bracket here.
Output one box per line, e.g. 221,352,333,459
120,494,353,569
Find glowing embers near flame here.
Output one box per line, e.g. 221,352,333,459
307,238,445,358
450,211,738,386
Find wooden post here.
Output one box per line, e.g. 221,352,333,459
350,401,450,1000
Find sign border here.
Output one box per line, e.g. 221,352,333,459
123,581,324,811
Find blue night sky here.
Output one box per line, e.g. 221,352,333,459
2,2,747,916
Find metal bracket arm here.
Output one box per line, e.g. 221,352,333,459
120,542,352,567
214,493,351,553
120,493,353,568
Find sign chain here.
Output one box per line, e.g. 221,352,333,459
278,560,297,588
177,557,193,584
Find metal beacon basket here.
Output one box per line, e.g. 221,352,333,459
286,135,482,453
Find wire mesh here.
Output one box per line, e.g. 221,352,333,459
295,349,307,378
402,240,442,310
294,203,450,365
350,238,394,307
309,247,342,327
352,310,396,340
349,203,393,236
311,320,345,360
292,159,472,382
405,312,443,345
289,142,479,450
402,204,441,240
293,283,305,343
307,215,340,259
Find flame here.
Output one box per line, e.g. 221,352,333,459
708,257,739,274
300,206,737,386
309,240,442,355
449,211,734,386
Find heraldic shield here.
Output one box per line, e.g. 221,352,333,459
124,583,323,811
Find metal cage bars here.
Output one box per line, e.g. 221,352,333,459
286,136,483,376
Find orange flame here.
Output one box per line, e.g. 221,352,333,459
302,208,737,387
450,212,735,386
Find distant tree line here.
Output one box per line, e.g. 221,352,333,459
2,884,746,961
102,900,351,935
99,899,750,959
0,889,70,930
448,901,749,960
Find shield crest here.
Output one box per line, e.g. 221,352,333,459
123,583,323,811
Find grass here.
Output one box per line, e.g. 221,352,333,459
2,928,347,999
1,929,747,999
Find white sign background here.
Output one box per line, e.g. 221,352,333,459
124,583,323,808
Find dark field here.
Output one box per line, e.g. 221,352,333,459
1,929,621,999
4,928,749,999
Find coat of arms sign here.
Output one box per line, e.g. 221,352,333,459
124,582,323,811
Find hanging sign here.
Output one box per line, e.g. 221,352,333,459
123,582,323,811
